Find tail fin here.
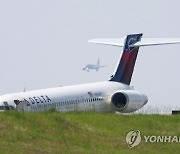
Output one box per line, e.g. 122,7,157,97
109,33,142,84
89,33,180,85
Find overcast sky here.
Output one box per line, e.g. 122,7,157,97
0,0,180,111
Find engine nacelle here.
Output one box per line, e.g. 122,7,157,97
111,90,148,113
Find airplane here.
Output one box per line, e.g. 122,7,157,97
0,33,180,113
82,58,107,72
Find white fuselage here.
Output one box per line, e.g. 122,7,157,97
0,81,131,112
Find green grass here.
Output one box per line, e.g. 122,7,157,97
0,111,180,154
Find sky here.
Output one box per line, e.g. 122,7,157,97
0,0,180,111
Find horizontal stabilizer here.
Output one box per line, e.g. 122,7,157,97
88,38,180,47
133,38,180,47
88,38,125,47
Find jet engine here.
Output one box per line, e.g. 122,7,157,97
111,90,148,113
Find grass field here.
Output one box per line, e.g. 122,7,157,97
0,111,180,154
